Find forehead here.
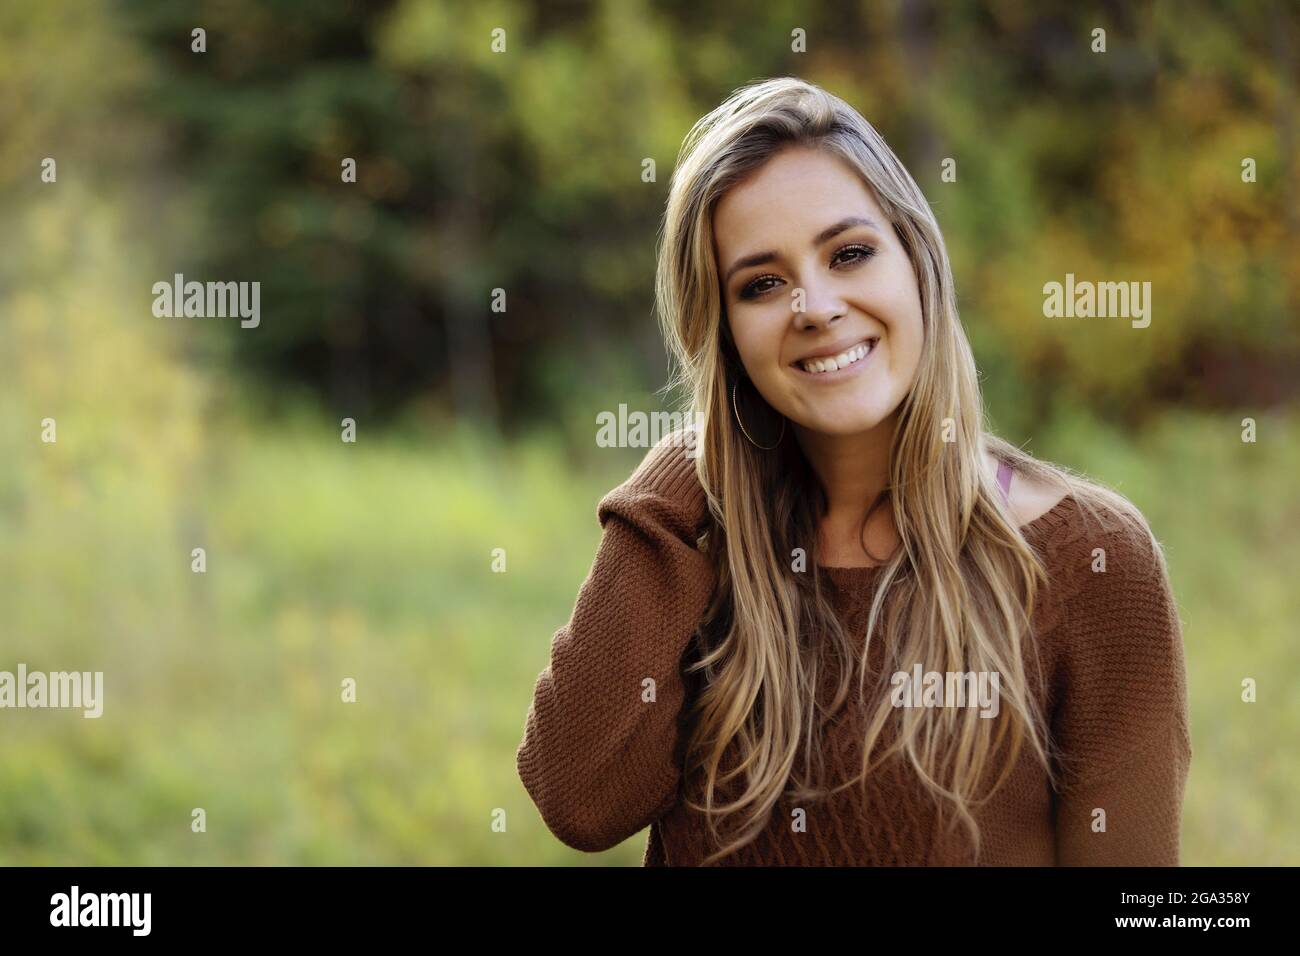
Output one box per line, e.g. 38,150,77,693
713,146,883,254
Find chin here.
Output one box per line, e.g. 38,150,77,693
792,407,893,439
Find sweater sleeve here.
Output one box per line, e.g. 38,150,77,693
1048,511,1193,866
515,431,716,853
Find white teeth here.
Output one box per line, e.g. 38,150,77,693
801,340,873,374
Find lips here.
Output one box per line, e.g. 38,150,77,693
792,337,878,374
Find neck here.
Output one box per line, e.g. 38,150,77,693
793,414,897,525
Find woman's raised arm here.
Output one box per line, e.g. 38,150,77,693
515,430,716,852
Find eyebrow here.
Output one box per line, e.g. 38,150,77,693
721,215,881,287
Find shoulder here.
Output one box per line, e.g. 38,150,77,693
1050,494,1165,585
1027,487,1177,639
980,452,1175,622
982,449,1068,528
600,426,709,534
621,426,704,497
984,450,1164,572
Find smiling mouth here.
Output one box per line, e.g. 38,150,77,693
792,337,878,375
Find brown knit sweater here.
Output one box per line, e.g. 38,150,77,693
516,436,1192,865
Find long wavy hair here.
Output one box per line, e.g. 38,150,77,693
654,76,1160,864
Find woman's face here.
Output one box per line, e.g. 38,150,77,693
713,145,925,439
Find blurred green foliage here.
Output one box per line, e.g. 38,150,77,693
109,0,1300,427
1,0,1297,865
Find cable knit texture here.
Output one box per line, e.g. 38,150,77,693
516,435,1192,866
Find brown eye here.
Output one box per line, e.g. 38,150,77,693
739,275,782,300
739,244,875,301
833,243,877,267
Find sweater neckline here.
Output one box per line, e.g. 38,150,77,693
816,493,1080,583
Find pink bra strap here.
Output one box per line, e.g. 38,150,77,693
996,460,1013,501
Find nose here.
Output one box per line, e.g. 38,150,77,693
791,271,847,331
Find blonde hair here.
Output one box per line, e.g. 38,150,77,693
654,76,1160,864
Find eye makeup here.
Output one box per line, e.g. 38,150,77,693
737,243,878,301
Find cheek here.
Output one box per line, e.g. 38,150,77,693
879,275,925,376
730,317,783,378
893,304,925,378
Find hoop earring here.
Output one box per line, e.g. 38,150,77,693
731,378,786,451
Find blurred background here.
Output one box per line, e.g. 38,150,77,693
1,0,1296,865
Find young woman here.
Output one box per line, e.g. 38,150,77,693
517,77,1191,866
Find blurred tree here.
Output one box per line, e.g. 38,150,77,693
113,0,1298,430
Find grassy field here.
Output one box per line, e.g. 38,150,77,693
2,387,1297,864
